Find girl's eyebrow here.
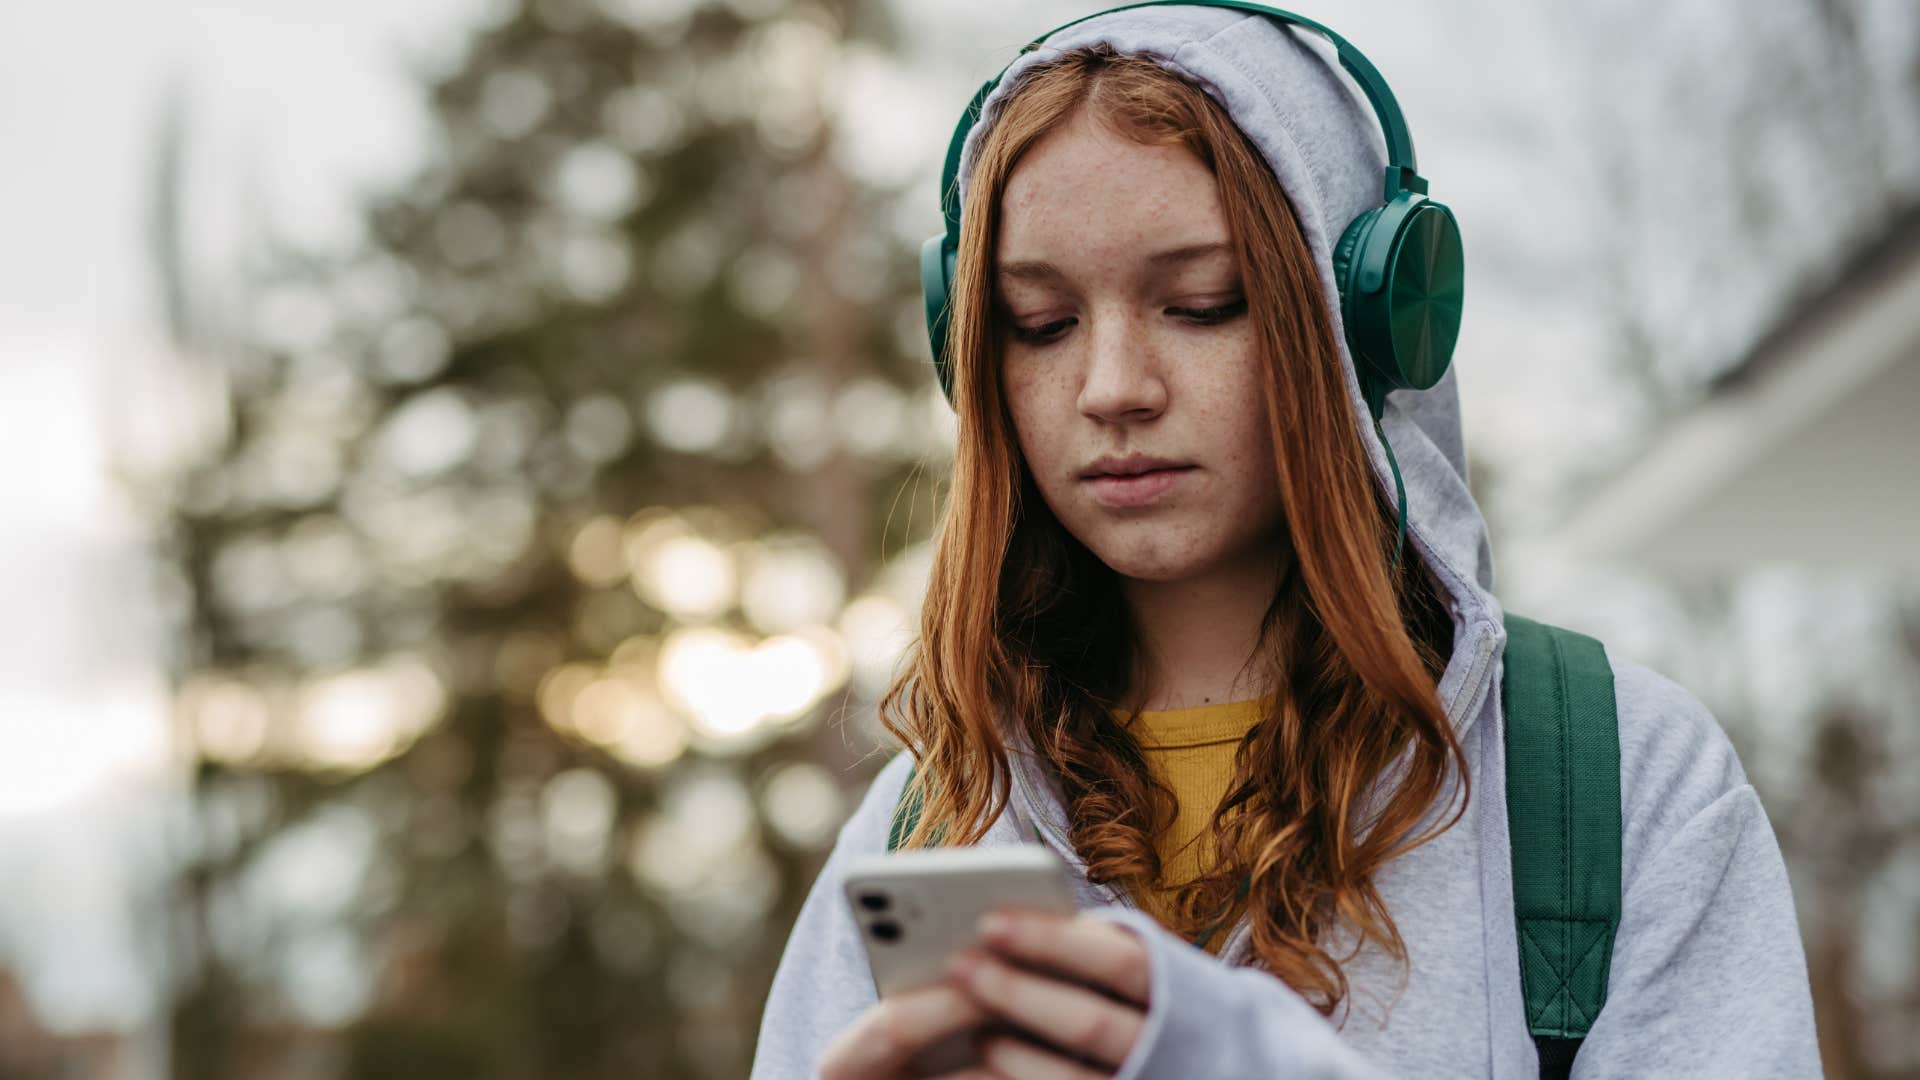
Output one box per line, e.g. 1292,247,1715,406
994,240,1233,283
1142,240,1233,267
994,259,1062,283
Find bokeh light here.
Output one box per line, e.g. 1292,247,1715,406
567,514,632,588
178,675,273,766
542,767,618,877
739,532,845,632
626,511,736,620
657,625,844,749
836,591,914,698
759,761,843,850
291,655,448,773
644,379,735,454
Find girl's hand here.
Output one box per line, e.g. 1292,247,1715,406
817,980,991,1080
944,909,1152,1078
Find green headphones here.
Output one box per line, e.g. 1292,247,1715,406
918,0,1462,568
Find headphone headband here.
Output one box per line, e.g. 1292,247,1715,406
934,0,1424,250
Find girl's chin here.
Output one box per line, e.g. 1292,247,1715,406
1084,541,1221,584
1075,521,1285,586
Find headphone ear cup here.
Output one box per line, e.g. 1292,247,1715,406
920,234,957,400
1333,208,1390,416
1336,198,1464,402
1331,209,1375,314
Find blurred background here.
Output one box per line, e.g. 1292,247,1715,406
0,0,1915,1076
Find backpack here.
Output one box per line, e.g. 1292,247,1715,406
885,612,1620,1080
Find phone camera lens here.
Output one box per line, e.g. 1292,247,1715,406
858,892,891,912
869,920,902,943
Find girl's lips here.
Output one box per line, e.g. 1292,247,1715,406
1084,466,1196,508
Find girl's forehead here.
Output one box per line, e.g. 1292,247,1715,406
996,143,1229,280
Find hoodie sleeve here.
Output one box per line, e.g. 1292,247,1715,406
749,751,910,1080
752,749,1393,1079
1567,662,1822,1078
1094,906,1394,1080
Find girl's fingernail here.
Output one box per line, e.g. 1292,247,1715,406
949,951,978,978
978,912,1011,939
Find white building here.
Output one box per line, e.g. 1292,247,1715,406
1562,205,1920,574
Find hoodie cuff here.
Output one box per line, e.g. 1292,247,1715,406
1092,907,1390,1080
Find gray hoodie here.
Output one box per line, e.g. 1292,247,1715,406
751,7,1821,1077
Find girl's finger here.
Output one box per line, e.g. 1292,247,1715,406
977,910,1151,1006
978,1031,1109,1080
819,981,992,1080
949,948,1144,1068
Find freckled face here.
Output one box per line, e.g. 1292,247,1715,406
994,109,1285,584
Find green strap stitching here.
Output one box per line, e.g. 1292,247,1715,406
1502,613,1622,1049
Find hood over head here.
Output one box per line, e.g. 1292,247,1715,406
952,5,1507,745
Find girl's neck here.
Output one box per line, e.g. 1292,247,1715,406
1118,542,1292,712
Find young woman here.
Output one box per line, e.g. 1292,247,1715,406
752,6,1820,1078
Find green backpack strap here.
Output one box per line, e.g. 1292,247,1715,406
887,761,925,852
1501,613,1623,1080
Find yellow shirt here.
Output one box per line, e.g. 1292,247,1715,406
1114,696,1271,953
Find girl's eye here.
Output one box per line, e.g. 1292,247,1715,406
1169,297,1249,324
1006,295,1244,342
1011,318,1074,344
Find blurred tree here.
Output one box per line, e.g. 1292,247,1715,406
136,1,945,1077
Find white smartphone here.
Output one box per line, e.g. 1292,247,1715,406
842,844,1077,1074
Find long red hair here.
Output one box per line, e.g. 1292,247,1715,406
879,46,1465,1017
